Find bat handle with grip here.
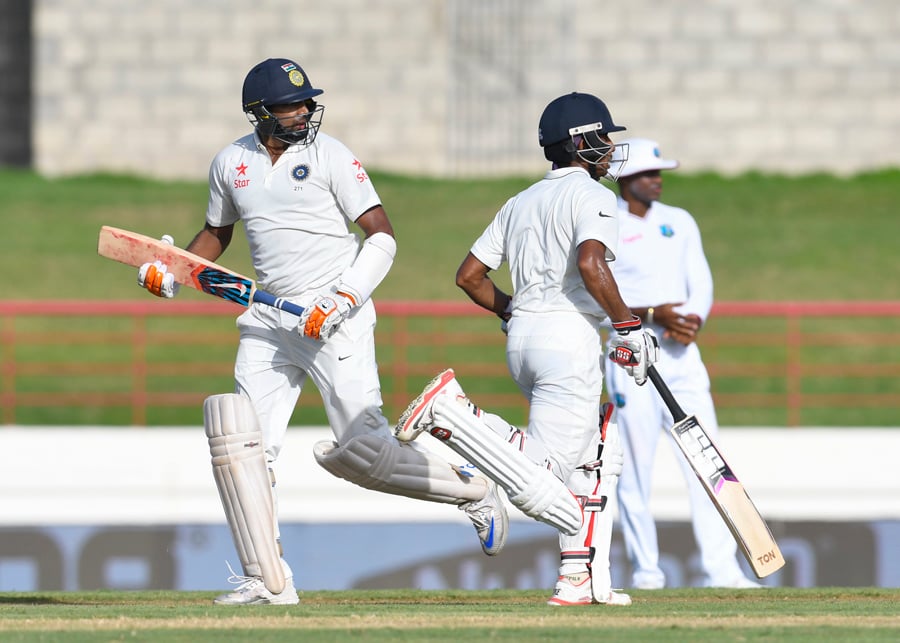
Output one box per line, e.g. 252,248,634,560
647,365,687,422
251,290,306,318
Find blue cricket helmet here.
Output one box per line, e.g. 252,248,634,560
242,58,323,112
242,58,325,146
538,92,627,176
538,92,625,148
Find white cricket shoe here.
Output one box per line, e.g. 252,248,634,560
597,589,633,606
632,579,665,590
548,573,632,606
547,573,593,606
395,369,464,441
460,479,508,556
709,575,764,589
213,561,299,606
631,571,665,590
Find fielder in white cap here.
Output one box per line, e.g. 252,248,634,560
606,138,761,589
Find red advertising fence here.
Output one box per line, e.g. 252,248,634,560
1,300,898,427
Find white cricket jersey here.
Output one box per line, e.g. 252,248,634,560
612,197,713,320
470,167,620,319
206,131,381,298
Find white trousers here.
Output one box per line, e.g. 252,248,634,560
606,339,746,587
505,312,603,479
232,299,390,460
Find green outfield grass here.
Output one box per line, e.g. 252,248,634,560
0,588,897,641
2,169,899,427
3,168,900,302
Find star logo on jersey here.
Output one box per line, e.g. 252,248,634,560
236,163,248,176
352,159,369,184
291,164,311,182
660,224,675,238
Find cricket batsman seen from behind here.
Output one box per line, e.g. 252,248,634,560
393,92,661,606
135,57,508,605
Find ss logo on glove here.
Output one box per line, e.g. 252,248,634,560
611,345,638,365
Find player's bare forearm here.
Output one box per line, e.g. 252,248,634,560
456,252,511,318
355,205,394,238
577,240,633,323
185,223,233,262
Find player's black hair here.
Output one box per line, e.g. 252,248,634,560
543,139,577,166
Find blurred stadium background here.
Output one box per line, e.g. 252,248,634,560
5,0,900,178
1,0,898,592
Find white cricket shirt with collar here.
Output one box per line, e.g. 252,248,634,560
206,131,381,298
612,196,713,320
470,166,620,319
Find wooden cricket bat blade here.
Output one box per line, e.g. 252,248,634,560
646,365,784,578
669,414,786,578
97,225,305,317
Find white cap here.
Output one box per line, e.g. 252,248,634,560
615,137,679,178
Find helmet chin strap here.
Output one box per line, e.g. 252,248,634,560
248,103,323,148
271,127,309,146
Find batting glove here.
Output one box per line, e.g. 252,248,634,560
608,317,659,386
137,235,180,298
299,291,356,341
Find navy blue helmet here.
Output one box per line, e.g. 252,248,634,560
242,58,325,146
538,92,626,173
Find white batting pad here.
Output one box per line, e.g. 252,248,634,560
204,393,285,595
561,414,622,600
592,421,622,599
313,434,486,504
589,479,618,600
430,397,583,535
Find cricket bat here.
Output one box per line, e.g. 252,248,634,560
646,364,785,579
97,225,306,317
